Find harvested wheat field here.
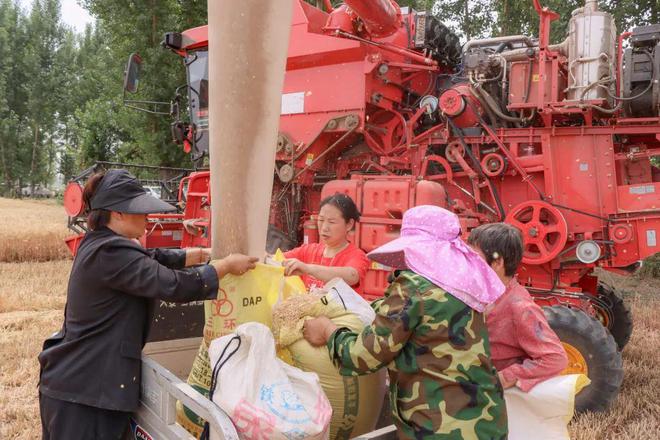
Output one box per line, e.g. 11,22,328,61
0,198,71,263
0,259,72,439
0,199,658,439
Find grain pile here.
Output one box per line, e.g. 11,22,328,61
271,292,322,346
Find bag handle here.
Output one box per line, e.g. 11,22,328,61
200,335,241,440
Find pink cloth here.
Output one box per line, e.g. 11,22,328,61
486,278,568,392
367,205,505,312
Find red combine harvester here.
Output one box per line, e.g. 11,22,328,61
65,0,659,413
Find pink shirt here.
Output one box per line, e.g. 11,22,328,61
486,278,568,392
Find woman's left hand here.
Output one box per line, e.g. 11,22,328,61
303,316,338,347
283,258,309,276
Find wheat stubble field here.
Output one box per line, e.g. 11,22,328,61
0,197,658,439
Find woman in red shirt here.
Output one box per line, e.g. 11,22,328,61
283,193,369,294
468,223,568,391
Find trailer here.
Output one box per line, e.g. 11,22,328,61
127,339,397,440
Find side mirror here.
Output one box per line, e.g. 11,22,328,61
171,121,186,145
123,53,142,94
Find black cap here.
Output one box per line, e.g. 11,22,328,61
90,169,177,214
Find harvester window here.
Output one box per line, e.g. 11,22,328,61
186,50,209,159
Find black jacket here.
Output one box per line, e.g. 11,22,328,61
38,227,218,412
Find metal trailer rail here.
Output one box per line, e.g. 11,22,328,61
127,355,238,440
126,351,398,440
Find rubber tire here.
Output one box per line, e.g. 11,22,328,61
543,306,623,413
597,283,633,350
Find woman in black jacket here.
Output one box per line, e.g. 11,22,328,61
38,169,257,439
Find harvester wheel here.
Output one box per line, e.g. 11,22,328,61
543,306,623,413
597,283,633,350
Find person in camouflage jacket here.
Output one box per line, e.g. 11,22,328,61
304,206,508,439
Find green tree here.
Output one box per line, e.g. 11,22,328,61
0,0,30,195
76,0,208,168
21,0,68,193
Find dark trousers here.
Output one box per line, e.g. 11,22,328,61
40,393,130,440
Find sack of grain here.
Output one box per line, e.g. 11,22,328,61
177,263,304,437
504,374,590,440
272,286,387,440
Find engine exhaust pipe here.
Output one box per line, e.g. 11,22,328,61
584,0,598,13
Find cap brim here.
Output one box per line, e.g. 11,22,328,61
367,235,427,269
106,193,177,214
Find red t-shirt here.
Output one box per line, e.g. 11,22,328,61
284,242,369,294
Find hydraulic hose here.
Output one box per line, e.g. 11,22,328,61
471,85,535,125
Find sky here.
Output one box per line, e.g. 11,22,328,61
19,0,94,33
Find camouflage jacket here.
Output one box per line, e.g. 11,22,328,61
327,271,507,440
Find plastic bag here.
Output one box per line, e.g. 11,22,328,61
207,322,332,440
178,263,305,436
504,374,590,440
316,278,376,326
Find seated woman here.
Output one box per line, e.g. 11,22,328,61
468,223,568,391
283,193,369,294
303,206,508,439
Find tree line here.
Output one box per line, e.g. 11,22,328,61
0,0,657,196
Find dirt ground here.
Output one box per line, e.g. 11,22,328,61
0,198,658,439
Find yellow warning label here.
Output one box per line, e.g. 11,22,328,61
306,153,314,166
532,74,540,82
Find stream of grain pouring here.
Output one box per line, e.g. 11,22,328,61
208,0,293,258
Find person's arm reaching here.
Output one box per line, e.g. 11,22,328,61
304,273,420,375
285,260,360,285
103,242,257,303
284,250,368,287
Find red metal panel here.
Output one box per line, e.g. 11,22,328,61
508,60,566,109
145,220,184,249
181,172,211,249
363,266,391,299
543,134,617,233
637,217,660,259
288,1,361,63
359,222,401,253
282,62,366,114
616,183,660,213
320,179,359,203
362,179,410,218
